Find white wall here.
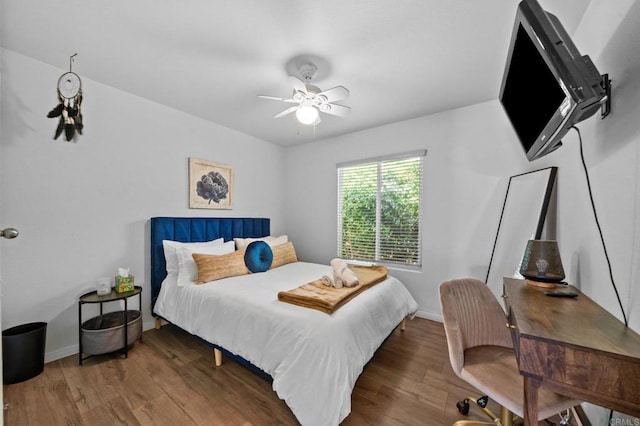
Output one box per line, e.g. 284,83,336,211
554,1,640,423
283,101,532,319
561,0,640,331
0,49,286,361
2,0,640,421
0,26,4,423
530,0,640,335
285,1,640,423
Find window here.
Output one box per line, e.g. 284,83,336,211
337,150,425,266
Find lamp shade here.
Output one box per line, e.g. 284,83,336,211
519,240,565,283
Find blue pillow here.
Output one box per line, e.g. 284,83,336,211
244,241,273,273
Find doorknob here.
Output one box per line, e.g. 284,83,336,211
0,228,19,239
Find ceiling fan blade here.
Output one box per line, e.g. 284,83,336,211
274,106,299,118
320,103,351,117
258,95,296,103
288,75,308,94
317,86,350,102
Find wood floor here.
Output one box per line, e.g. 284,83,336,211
3,318,578,425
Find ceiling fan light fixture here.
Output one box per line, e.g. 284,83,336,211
296,105,319,125
259,56,350,125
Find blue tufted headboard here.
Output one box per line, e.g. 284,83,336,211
150,217,270,313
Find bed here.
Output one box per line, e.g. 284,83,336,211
150,217,419,426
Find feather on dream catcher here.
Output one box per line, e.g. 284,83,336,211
47,54,84,141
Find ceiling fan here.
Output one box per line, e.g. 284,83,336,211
259,62,351,125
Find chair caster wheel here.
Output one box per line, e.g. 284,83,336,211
477,395,489,408
456,399,470,415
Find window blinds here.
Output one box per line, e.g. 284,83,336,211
337,151,425,266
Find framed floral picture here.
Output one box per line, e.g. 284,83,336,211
189,158,233,209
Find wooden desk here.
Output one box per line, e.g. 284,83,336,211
503,278,640,425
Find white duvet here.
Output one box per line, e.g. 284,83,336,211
154,261,419,426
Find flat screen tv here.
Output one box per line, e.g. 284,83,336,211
499,0,606,161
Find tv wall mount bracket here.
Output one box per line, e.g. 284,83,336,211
600,73,611,119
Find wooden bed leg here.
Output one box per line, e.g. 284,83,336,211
400,318,407,331
214,348,223,367
155,317,162,330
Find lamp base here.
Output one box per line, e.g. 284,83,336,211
526,279,556,289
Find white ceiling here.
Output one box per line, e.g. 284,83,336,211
1,0,591,146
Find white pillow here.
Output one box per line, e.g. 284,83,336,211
176,241,236,287
234,235,288,250
162,238,224,276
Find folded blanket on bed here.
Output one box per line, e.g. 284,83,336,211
277,265,388,314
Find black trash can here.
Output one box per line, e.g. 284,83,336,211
2,322,47,384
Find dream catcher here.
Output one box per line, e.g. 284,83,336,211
47,54,84,141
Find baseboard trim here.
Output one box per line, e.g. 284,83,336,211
414,309,442,323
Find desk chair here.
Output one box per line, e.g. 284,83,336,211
439,278,580,425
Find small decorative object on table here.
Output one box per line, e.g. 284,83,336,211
115,267,135,293
96,277,112,296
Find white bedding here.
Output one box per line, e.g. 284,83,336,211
154,261,419,426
